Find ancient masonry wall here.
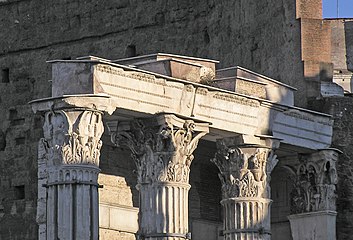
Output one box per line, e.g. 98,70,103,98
310,96,353,240
0,0,320,239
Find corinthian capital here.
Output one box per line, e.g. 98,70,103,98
291,149,340,214
41,110,104,166
111,114,209,184
212,137,279,199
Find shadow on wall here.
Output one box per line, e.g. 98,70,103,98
271,164,296,240
99,136,140,208
344,20,353,71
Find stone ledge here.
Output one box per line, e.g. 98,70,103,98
99,203,139,234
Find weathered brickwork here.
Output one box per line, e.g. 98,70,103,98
296,0,322,19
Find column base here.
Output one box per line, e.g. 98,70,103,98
288,210,337,240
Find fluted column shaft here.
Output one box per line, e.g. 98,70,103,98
138,182,191,240
212,136,279,240
112,114,209,240
46,165,100,240
38,109,104,240
222,198,271,240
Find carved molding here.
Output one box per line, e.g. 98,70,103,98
291,150,338,214
211,139,278,199
40,110,104,166
111,115,208,184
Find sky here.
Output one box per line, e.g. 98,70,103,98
322,0,353,18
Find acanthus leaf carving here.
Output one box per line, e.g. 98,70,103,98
112,116,208,184
211,139,278,199
41,110,104,166
290,150,338,214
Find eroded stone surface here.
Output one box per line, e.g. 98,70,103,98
212,136,279,240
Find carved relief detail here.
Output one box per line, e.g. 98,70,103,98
41,110,104,166
291,150,338,214
211,140,278,199
112,117,207,184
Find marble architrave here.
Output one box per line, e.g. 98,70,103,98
211,136,279,240
49,60,333,150
289,149,340,240
111,114,209,240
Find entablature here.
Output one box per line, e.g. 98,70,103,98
40,54,333,151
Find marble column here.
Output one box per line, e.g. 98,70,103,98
112,114,209,240
211,136,279,240
38,109,104,240
288,149,340,240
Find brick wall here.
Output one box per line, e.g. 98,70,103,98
299,16,333,100
296,0,322,19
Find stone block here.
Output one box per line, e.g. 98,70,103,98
112,53,218,84
99,205,110,229
99,203,138,233
51,62,95,97
288,211,337,240
215,66,295,106
109,206,138,233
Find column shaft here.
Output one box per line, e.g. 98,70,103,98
222,198,271,240
46,166,99,240
139,183,190,240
